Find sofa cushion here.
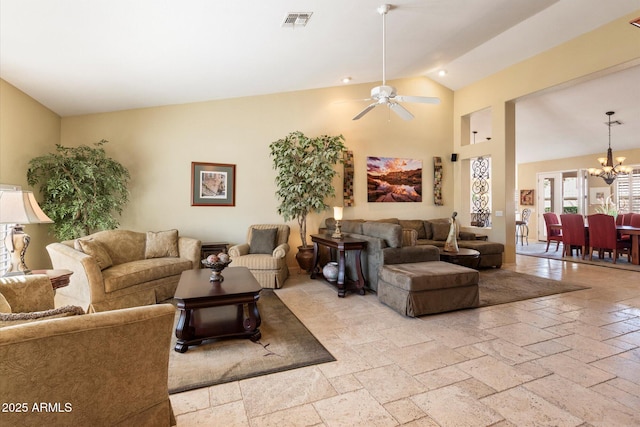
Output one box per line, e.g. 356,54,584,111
432,222,450,241
380,261,479,292
145,229,179,259
75,238,114,270
362,222,403,248
458,240,505,255
399,220,426,239
230,253,286,270
423,221,433,240
0,292,11,313
103,258,192,293
249,228,278,254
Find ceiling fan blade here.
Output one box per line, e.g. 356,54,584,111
352,103,378,120
395,95,441,104
389,102,414,121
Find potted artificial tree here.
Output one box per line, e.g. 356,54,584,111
27,140,130,240
269,131,346,271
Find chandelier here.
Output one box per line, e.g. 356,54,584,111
588,111,632,185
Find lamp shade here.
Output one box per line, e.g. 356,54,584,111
0,190,53,225
333,206,343,221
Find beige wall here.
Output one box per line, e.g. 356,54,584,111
0,80,61,268
59,77,455,268
453,10,640,263
517,148,640,241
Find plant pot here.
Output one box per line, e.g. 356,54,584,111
295,246,315,272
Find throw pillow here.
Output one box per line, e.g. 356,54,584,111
432,222,451,241
145,229,179,259
249,228,278,254
75,238,113,270
0,292,11,313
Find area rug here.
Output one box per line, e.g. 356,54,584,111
478,269,589,307
516,242,640,273
167,289,335,394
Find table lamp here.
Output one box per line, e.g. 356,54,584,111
0,190,53,273
332,206,343,239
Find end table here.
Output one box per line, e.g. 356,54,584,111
31,269,73,291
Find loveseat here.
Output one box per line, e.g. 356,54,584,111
47,229,201,312
0,274,176,426
323,217,503,291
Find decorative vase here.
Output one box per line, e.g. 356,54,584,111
295,246,315,272
201,259,232,282
322,262,339,282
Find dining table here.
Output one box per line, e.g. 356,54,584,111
548,223,640,265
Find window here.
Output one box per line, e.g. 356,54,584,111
470,156,492,227
562,173,578,214
616,166,640,213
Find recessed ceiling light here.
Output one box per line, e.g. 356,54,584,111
438,70,447,77
341,77,352,84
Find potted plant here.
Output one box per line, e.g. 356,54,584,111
269,131,346,271
27,140,130,240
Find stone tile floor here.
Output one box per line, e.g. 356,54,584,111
170,255,640,426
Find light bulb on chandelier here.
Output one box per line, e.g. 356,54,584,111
587,111,633,185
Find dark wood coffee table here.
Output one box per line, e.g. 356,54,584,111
173,266,261,353
438,248,481,269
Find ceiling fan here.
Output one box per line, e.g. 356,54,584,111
353,4,440,121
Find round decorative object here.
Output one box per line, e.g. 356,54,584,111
201,259,232,282
295,246,315,272
322,262,339,282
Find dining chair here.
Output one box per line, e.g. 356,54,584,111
560,213,588,259
587,213,631,264
515,208,531,245
622,213,633,226
631,214,640,228
543,212,562,252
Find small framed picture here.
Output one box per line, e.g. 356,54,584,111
191,162,236,206
520,189,534,206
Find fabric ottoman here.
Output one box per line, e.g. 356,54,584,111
378,261,479,317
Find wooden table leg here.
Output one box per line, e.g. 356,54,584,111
174,309,193,353
632,235,639,265
354,249,365,295
337,247,347,298
310,241,320,279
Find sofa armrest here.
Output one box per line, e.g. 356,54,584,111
0,304,176,426
228,243,249,257
382,245,440,265
0,274,55,313
272,243,290,259
178,237,202,268
47,243,104,312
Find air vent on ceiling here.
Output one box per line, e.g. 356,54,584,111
282,12,313,28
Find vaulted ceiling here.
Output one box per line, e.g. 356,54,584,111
1,0,638,163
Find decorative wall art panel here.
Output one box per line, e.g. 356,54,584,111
343,150,354,207
366,157,422,203
433,156,443,206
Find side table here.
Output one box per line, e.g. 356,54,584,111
31,269,73,291
310,234,367,298
438,248,481,269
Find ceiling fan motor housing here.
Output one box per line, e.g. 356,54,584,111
371,85,396,100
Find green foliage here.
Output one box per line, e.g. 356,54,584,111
27,140,130,240
269,131,346,248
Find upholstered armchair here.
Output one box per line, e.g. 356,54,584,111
0,274,177,426
228,224,290,288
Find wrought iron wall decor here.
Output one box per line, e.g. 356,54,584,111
471,156,491,227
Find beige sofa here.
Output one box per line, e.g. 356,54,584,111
0,274,176,426
47,229,201,312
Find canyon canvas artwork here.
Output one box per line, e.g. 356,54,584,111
367,157,422,202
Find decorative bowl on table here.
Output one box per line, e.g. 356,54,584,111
201,253,232,282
